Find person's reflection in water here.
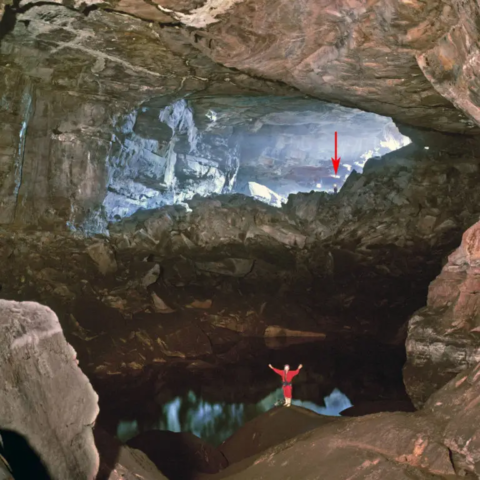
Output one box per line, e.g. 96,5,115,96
268,364,303,407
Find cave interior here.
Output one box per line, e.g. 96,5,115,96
2,1,480,479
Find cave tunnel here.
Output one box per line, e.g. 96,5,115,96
2,1,480,479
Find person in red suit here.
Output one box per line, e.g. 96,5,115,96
268,363,303,406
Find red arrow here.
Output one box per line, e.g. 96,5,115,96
331,131,340,175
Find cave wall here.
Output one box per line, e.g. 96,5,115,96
0,2,411,233
0,4,293,231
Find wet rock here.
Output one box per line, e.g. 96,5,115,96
218,406,335,465
405,219,480,407
127,430,228,479
87,242,118,276
0,300,99,480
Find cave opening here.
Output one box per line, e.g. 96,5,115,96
102,95,411,225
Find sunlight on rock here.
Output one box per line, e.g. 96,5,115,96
246,182,286,207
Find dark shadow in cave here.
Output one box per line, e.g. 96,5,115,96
0,0,20,42
93,427,121,480
0,429,50,480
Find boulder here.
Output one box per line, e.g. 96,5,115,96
218,406,335,465
404,219,480,407
207,410,453,480
207,361,480,480
0,300,99,480
87,242,118,276
94,428,168,480
264,325,326,338
127,430,228,479
423,362,480,477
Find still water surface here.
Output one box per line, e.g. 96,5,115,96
117,387,352,446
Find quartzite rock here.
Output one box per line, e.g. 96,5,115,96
0,300,99,480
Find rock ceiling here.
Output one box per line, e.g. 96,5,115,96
2,0,480,135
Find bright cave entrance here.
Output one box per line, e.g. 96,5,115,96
102,95,411,223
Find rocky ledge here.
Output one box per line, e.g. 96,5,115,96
405,218,480,407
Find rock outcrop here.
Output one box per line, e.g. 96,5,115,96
404,219,480,407
94,428,169,480
127,430,228,479
0,300,99,480
198,361,480,480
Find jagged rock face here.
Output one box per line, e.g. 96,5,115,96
188,95,409,196
4,0,480,139
404,219,480,408
0,300,99,480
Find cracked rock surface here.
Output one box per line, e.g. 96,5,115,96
405,218,480,408
0,300,99,480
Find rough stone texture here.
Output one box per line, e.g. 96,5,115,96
0,4,296,231
423,361,480,477
127,430,228,479
201,411,452,480
94,428,168,480
218,406,335,465
404,219,480,408
171,0,480,134
198,362,480,480
417,0,480,129
0,300,99,480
